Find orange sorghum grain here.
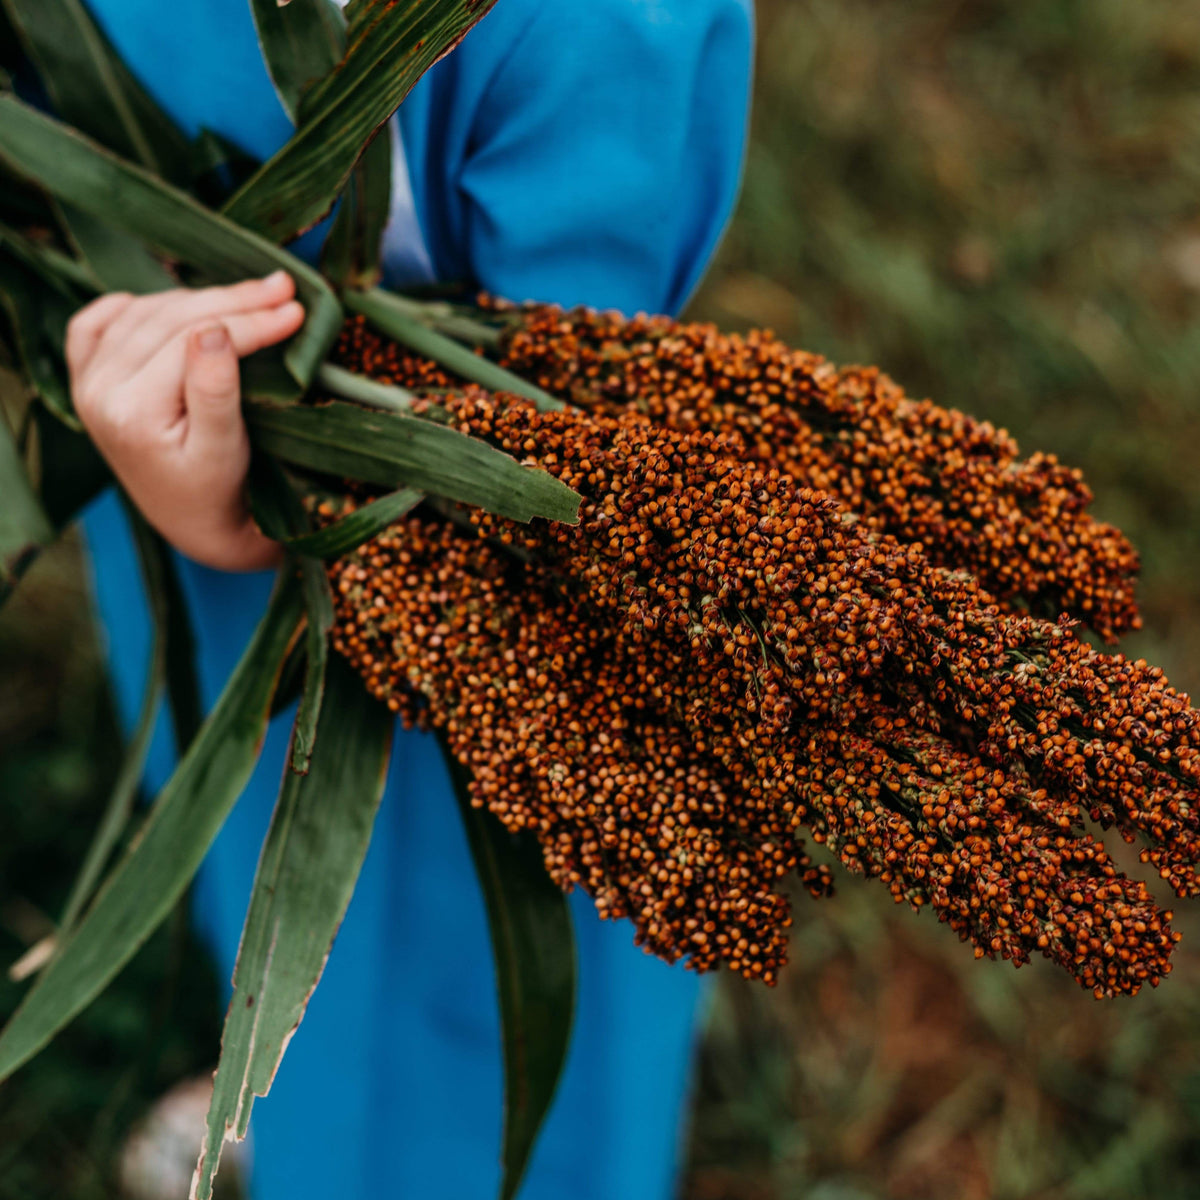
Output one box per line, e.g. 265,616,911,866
326,500,1177,997
332,301,1141,641
429,389,1200,897
317,350,1193,995
490,303,1140,641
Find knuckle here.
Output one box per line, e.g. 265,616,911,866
72,382,99,423
105,407,150,450
72,372,109,417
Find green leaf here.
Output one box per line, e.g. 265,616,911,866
0,95,342,389
222,0,500,243
0,3,19,73
349,289,564,412
277,487,423,560
0,0,192,183
247,454,333,775
52,506,170,941
245,396,581,526
189,128,263,209
0,573,305,1085
158,538,203,757
0,241,82,427
250,0,346,122
0,399,52,606
322,131,392,290
59,203,177,294
441,738,577,1200
0,219,97,298
192,658,393,1200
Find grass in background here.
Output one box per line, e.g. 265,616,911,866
3,0,1200,1195
684,1,1200,1197
0,533,227,1200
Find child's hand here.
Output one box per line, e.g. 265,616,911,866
68,272,305,572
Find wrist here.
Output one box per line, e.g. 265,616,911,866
158,508,284,573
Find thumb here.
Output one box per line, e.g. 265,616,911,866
183,323,243,454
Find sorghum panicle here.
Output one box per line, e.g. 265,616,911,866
327,504,1177,997
436,388,1200,912
492,304,1141,641
318,347,1195,996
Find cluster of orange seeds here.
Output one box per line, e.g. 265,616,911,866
326,501,1178,996
328,512,828,980
318,343,1199,995
440,389,1200,883
444,304,1136,642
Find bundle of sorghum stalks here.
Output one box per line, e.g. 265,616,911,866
323,317,1199,998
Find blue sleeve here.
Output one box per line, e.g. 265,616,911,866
408,0,753,317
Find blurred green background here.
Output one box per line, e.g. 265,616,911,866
3,0,1200,1196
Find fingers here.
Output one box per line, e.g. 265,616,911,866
65,291,136,377
220,300,306,357
92,271,297,378
182,323,243,457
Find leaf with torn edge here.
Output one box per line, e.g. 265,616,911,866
0,574,304,1085
222,0,500,243
192,657,393,1200
250,0,345,121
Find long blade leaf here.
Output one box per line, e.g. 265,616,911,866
0,96,341,389
321,131,391,290
0,574,305,1084
192,658,393,1200
349,289,563,412
32,404,111,529
245,397,581,526
59,203,177,294
222,0,500,243
2,499,195,984
0,399,52,606
52,506,170,941
441,740,577,1200
250,0,345,122
246,454,333,775
277,487,423,560
158,535,203,757
1,0,192,183
0,242,82,428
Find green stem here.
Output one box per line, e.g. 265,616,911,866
365,290,507,350
347,287,563,413
317,363,416,413
0,221,97,296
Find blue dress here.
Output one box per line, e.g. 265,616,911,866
79,2,753,1197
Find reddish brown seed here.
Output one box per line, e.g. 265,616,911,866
318,323,1194,998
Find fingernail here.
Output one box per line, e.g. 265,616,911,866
198,324,228,352
264,269,289,286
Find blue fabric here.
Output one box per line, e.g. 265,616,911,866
79,2,753,1197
